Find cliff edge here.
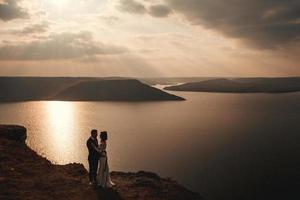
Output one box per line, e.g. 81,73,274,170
0,125,201,200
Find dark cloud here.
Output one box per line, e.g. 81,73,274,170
166,0,300,49
0,31,127,60
0,0,28,21
0,22,49,37
117,0,171,18
21,23,48,34
117,0,147,14
149,4,172,17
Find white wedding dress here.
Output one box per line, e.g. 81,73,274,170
97,142,115,188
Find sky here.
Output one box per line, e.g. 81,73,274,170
0,0,299,77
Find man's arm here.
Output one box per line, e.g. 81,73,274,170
91,143,102,153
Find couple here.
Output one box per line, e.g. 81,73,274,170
86,129,115,188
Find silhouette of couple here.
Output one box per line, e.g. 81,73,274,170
86,129,115,187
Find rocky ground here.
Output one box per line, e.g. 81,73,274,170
0,125,202,200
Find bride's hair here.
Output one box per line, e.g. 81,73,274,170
100,131,108,141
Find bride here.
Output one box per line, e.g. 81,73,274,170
95,131,115,188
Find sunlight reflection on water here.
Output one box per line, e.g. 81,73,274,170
45,101,77,163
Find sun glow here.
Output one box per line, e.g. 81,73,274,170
48,0,68,7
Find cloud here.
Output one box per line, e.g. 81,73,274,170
117,0,147,14
98,15,121,25
149,4,172,17
1,22,50,36
0,31,127,60
116,0,300,49
0,0,28,21
20,23,49,34
117,0,171,18
166,0,300,49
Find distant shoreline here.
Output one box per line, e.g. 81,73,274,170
164,77,300,93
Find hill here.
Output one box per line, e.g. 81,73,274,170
164,77,300,93
54,79,184,101
0,77,184,101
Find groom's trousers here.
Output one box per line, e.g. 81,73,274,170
88,156,98,183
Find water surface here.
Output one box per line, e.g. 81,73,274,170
0,91,299,200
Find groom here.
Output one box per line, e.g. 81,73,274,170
86,129,99,185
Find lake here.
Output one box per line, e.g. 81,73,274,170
0,90,299,200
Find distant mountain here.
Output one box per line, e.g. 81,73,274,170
0,77,184,101
164,77,300,93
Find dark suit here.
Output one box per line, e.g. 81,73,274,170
86,137,99,183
